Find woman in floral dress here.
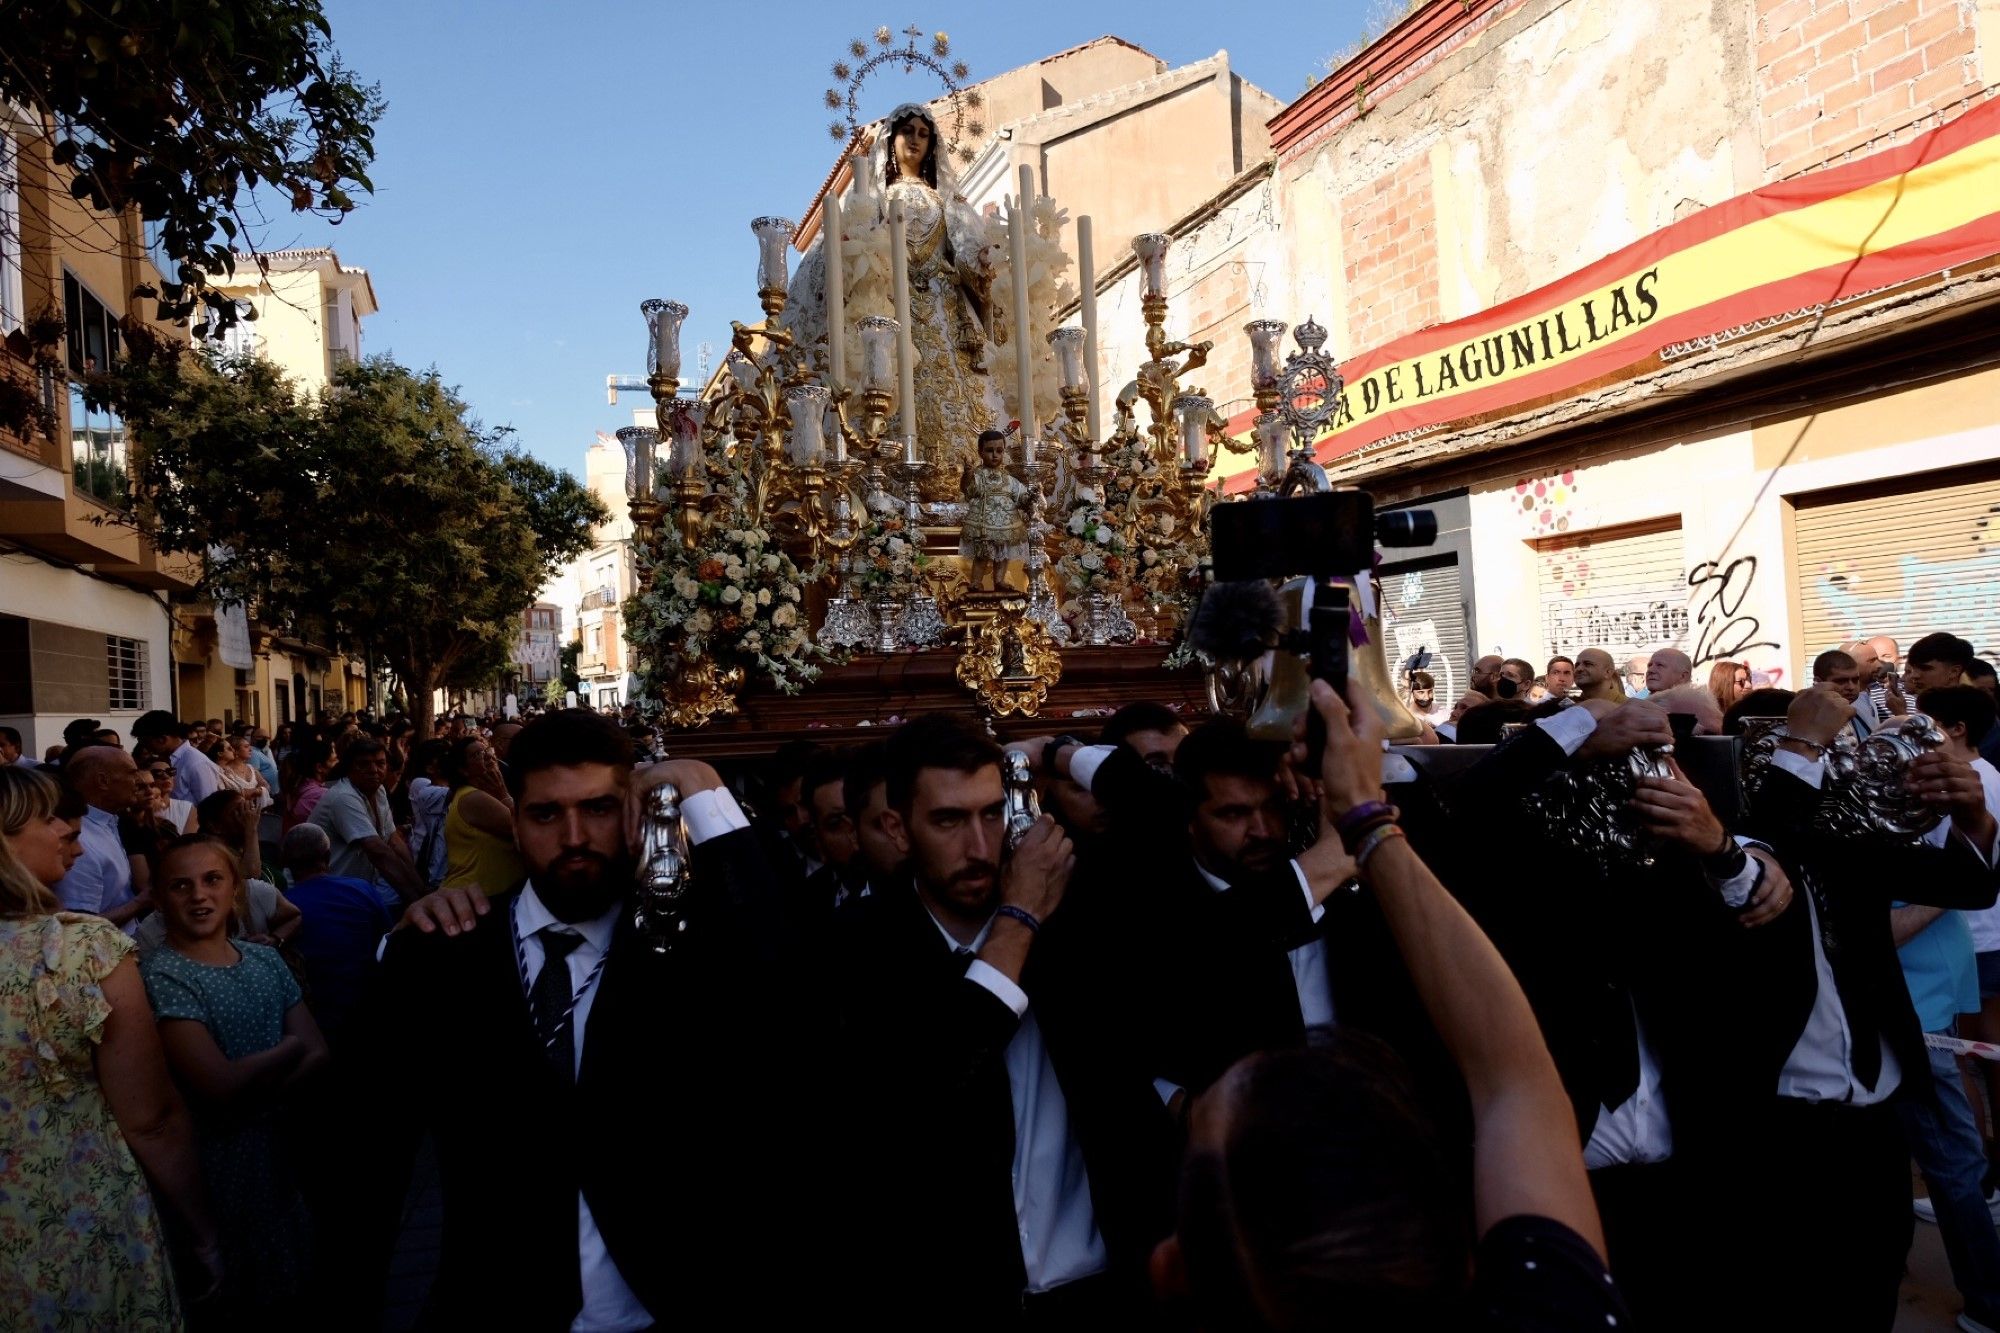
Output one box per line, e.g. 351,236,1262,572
0,766,219,1331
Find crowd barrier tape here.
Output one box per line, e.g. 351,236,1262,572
1925,1032,2000,1062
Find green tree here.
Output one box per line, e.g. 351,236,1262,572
1,0,383,331
106,346,606,737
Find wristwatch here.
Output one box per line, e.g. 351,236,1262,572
1044,734,1083,780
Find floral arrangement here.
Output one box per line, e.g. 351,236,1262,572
1132,507,1203,601
1055,497,1130,596
852,514,928,593
627,522,827,697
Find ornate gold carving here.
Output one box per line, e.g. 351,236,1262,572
661,658,746,730
955,597,1061,717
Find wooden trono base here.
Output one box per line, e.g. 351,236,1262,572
656,644,1211,761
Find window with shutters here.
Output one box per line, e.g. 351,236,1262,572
1791,461,2000,663
1536,518,1688,664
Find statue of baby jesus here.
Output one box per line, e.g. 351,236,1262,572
958,427,1034,592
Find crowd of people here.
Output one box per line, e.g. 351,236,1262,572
1,624,1997,1331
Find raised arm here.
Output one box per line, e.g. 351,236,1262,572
1309,679,1604,1255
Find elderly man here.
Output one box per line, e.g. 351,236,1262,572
1471,654,1505,699
1645,648,1693,695
1625,655,1653,699
1841,639,1907,726
54,744,150,930
1575,648,1627,704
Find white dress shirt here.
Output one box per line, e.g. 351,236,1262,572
168,738,225,805
54,804,136,928
509,783,748,1333
934,911,1109,1294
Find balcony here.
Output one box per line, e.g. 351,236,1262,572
579,584,619,612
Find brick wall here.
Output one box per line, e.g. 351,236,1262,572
1759,0,1985,179
1341,153,1440,354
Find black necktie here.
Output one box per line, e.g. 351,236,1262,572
1598,990,1643,1112
529,929,585,1083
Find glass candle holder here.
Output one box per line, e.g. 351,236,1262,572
1245,319,1288,386
1171,393,1213,469
662,402,703,478
1255,414,1289,479
786,385,831,465
616,425,659,500
1132,233,1171,298
1047,326,1086,391
640,299,688,379
857,316,900,401
751,216,797,294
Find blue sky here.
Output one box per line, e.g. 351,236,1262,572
281,1,1374,473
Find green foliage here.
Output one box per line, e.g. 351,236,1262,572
1,0,383,330
558,640,582,696
100,346,607,734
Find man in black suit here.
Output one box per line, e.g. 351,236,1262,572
1024,719,1449,1125
1726,684,1999,1332
1446,696,1794,1332
343,709,792,1330
833,714,1177,1326
799,750,869,916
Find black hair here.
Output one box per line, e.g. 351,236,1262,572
1452,699,1534,745
884,713,1002,812
130,710,187,741
1813,649,1856,680
342,737,387,772
1546,655,1574,671
1100,701,1183,749
977,428,1007,447
1919,685,1996,743
1177,1034,1468,1332
1173,717,1284,803
1910,632,1975,672
503,709,635,798
1723,687,1796,735
1971,658,1996,682
801,751,848,813
441,735,487,790
1407,671,1435,692
842,743,890,819
0,726,18,749
194,788,247,836
883,106,940,188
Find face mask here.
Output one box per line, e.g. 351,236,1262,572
1494,676,1519,699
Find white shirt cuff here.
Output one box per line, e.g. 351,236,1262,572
680,787,750,845
1152,1077,1184,1108
1291,859,1327,925
1769,747,1826,788
1065,744,1116,792
964,958,1029,1018
1535,706,1598,755
1712,839,1765,909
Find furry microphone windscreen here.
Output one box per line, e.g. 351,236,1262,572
1189,580,1284,661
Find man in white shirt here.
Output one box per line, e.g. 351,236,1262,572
348,709,797,1331
52,744,149,932
131,709,225,805
0,726,36,767
309,739,424,905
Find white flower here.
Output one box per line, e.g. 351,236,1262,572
742,631,763,651
690,610,713,633
1156,513,1176,537
1143,548,1159,566
886,536,907,556
1068,511,1087,535
1081,550,1103,571
781,583,801,602
773,603,797,628
1094,526,1112,545
762,553,780,573
673,575,699,600
721,585,743,604
756,588,773,607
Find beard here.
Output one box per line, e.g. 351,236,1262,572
532,849,633,923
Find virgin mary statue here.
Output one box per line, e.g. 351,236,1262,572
788,103,1005,503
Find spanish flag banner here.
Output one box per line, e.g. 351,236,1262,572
1222,95,2000,489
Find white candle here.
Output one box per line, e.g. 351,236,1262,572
825,188,846,390
1009,165,1037,462
1077,216,1100,444
889,200,916,455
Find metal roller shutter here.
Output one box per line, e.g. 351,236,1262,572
1537,518,1688,664
1793,462,2000,663
1380,555,1469,702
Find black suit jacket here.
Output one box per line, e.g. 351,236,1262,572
831,879,1176,1322
1729,763,1998,1107
1451,726,1757,1153
346,826,797,1330
1084,746,1452,1106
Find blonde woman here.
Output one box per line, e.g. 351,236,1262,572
0,767,220,1327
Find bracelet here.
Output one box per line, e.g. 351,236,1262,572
1335,800,1396,837
1354,823,1406,871
995,904,1042,934
1339,813,1399,853
1043,736,1082,780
